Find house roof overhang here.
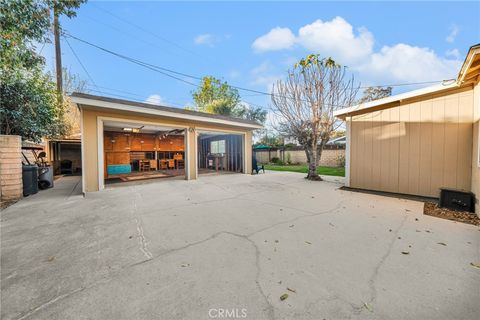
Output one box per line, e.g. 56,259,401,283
334,43,480,120
71,93,264,130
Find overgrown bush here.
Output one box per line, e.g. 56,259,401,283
270,157,280,163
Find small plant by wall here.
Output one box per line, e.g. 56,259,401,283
286,152,292,165
336,154,346,167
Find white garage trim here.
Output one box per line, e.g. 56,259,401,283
196,127,247,175
96,116,190,190
345,116,352,187
80,108,86,195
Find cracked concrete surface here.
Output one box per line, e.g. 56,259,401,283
1,173,479,320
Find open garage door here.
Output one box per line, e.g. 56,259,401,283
101,120,187,187
197,131,244,176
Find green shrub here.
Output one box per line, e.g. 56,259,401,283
270,157,280,163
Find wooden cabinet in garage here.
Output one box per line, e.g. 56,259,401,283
105,132,130,151
104,132,113,151
141,134,156,151
104,131,185,153
171,136,184,151
112,133,131,151
106,152,130,165
159,135,184,151
130,135,142,151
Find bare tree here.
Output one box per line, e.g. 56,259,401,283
271,55,358,180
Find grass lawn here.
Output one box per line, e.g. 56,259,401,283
264,164,345,177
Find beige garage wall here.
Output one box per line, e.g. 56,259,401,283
350,87,474,198
81,108,254,192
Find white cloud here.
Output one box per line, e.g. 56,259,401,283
194,34,216,46
445,48,461,59
297,17,374,64
445,24,459,43
252,27,296,52
250,61,282,91
252,17,461,85
356,44,461,83
145,94,164,105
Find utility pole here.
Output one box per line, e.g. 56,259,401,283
53,4,63,104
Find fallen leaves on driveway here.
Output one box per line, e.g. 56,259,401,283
470,262,480,269
280,293,289,301
363,302,373,312
401,251,410,255
304,241,312,245
437,242,447,246
287,287,296,293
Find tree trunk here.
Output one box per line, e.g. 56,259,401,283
305,144,322,181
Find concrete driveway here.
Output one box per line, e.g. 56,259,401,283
1,172,479,320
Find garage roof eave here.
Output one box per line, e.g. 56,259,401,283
71,93,264,130
333,81,459,119
334,44,480,120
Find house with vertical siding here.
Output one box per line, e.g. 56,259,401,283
334,44,480,212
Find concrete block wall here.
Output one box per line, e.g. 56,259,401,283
0,135,23,202
254,148,345,167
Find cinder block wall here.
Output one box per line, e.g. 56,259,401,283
0,135,22,202
254,148,345,167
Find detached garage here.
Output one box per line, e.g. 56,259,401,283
71,93,262,192
334,44,480,209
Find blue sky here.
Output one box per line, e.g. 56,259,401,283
42,1,480,111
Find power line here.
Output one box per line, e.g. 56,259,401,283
358,80,451,89
83,88,187,108
83,84,192,107
63,32,202,87
64,37,98,90
65,37,260,109
81,14,181,59
63,32,271,108
63,32,454,111
86,5,454,92
62,32,289,103
90,2,210,62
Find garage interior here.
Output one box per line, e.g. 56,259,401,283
47,139,82,175
197,131,244,175
103,121,186,184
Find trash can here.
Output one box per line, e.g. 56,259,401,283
38,166,54,189
22,165,38,196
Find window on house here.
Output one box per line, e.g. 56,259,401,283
211,140,226,154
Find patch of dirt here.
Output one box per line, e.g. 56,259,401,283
1,200,17,211
424,202,480,226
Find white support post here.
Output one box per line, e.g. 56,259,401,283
345,116,351,187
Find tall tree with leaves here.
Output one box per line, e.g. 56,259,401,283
0,0,86,142
357,86,392,104
192,76,241,115
191,76,267,124
271,54,358,180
